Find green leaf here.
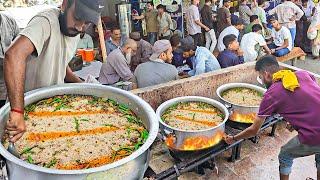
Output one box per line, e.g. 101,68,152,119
134,142,143,150
257,91,264,97
140,129,149,142
53,103,69,112
88,96,99,105
20,145,38,155
27,155,34,164
125,115,143,125
192,113,196,120
45,158,57,168
107,99,117,106
218,113,225,119
25,104,36,113
74,117,80,133
103,124,114,127
80,118,89,122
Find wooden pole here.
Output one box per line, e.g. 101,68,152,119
97,17,107,63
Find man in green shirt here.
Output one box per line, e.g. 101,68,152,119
245,15,260,34
132,2,158,45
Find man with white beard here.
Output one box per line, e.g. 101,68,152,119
98,38,138,90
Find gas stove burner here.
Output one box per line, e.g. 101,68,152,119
147,115,283,179
226,114,282,130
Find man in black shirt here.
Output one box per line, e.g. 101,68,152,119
201,0,217,53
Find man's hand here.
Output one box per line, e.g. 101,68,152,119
224,135,236,144
266,49,272,55
163,27,169,34
6,111,26,142
237,48,244,56
289,15,296,22
271,49,276,54
286,122,295,132
205,27,210,32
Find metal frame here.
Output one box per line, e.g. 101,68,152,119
145,115,283,179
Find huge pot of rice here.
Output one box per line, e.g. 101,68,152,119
156,96,229,151
216,83,266,124
0,84,159,180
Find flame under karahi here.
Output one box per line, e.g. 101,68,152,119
230,112,256,124
165,131,224,151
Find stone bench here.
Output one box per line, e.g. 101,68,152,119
276,47,306,66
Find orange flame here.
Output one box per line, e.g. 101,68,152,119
230,112,256,124
165,131,224,151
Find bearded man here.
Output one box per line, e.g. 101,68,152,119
98,39,138,90
3,0,104,142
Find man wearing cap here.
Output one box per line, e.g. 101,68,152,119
3,0,104,142
134,40,178,88
129,32,152,72
268,14,292,57
217,0,232,34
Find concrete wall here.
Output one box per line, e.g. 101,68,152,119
131,62,320,110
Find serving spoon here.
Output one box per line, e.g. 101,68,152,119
8,141,20,158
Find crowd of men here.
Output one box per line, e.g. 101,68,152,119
95,0,320,90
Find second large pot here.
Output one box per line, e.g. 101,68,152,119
156,96,229,151
216,83,266,124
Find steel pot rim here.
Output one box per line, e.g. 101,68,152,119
216,83,266,108
0,83,159,175
156,96,229,133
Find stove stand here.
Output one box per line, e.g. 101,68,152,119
145,115,283,180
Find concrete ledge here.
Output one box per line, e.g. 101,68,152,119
131,62,320,109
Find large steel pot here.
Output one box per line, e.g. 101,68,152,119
156,96,229,151
216,83,266,124
0,83,159,180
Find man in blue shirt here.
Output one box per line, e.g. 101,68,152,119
217,34,244,68
106,26,126,55
181,44,221,76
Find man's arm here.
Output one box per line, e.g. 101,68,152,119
65,66,83,83
195,20,210,31
292,4,304,20
132,14,145,20
262,45,272,54
4,36,35,142
225,116,265,144
276,39,289,50
194,57,206,75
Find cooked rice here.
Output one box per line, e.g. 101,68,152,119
161,102,224,131
2,95,148,170
222,87,263,106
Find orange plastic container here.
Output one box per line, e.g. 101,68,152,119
77,49,85,60
84,49,94,62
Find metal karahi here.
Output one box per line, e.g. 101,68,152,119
156,96,229,151
216,83,266,127
0,84,159,180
